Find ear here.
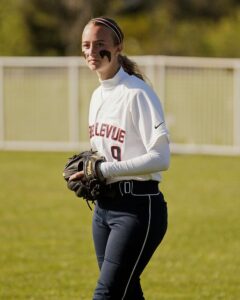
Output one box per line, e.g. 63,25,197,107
116,43,123,54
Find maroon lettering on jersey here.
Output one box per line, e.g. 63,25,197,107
106,124,113,138
89,125,94,138
95,122,100,136
111,127,119,141
100,123,107,136
118,129,126,143
89,122,126,143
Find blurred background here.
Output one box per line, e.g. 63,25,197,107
0,0,240,155
1,0,240,57
0,1,240,300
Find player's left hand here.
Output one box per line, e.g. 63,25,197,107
63,150,106,201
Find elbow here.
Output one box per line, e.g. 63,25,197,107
152,135,171,172
160,155,170,171
150,153,170,172
156,149,170,171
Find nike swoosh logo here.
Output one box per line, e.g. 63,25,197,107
154,121,164,129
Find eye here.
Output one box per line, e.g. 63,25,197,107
82,43,89,49
97,42,105,47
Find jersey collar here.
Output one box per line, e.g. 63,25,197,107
100,67,126,89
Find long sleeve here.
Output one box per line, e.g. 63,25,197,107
100,135,170,178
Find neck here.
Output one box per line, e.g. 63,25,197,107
97,63,121,80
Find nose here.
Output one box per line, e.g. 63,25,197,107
87,44,97,56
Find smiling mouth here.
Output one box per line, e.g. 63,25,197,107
88,57,98,61
89,59,99,63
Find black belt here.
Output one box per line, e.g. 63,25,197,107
100,180,159,199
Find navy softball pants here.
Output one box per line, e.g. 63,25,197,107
92,180,168,300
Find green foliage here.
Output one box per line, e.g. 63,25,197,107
204,11,240,58
118,5,240,57
161,0,238,20
20,0,112,56
0,152,239,299
0,0,240,57
0,0,32,55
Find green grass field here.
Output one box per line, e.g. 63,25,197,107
0,151,239,300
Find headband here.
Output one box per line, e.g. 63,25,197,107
92,17,123,44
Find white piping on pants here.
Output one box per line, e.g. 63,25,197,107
121,195,152,299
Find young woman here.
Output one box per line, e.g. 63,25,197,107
70,16,170,300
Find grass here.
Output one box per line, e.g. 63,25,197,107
0,151,239,300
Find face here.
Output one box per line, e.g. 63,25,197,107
82,23,122,78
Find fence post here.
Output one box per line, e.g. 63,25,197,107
0,62,4,148
145,56,155,83
233,63,240,147
68,60,79,144
158,56,166,106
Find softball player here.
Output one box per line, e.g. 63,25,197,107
75,17,170,300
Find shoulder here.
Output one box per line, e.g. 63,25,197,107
91,85,101,98
123,73,148,90
122,74,161,109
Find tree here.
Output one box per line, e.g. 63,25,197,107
162,0,239,20
0,0,31,55
1,0,240,57
21,0,112,56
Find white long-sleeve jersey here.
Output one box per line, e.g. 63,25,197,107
89,67,170,184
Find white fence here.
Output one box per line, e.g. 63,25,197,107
0,56,240,155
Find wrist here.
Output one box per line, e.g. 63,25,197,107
96,161,106,182
99,161,115,179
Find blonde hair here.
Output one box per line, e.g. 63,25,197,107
89,17,145,81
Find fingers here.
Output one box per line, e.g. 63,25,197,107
69,171,84,181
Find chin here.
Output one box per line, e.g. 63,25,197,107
88,64,98,71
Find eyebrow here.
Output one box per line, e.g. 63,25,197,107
82,39,106,44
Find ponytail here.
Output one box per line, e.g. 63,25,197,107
118,55,145,81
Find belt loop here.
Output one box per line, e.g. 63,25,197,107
124,181,131,194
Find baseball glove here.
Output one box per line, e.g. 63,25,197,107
63,150,106,204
